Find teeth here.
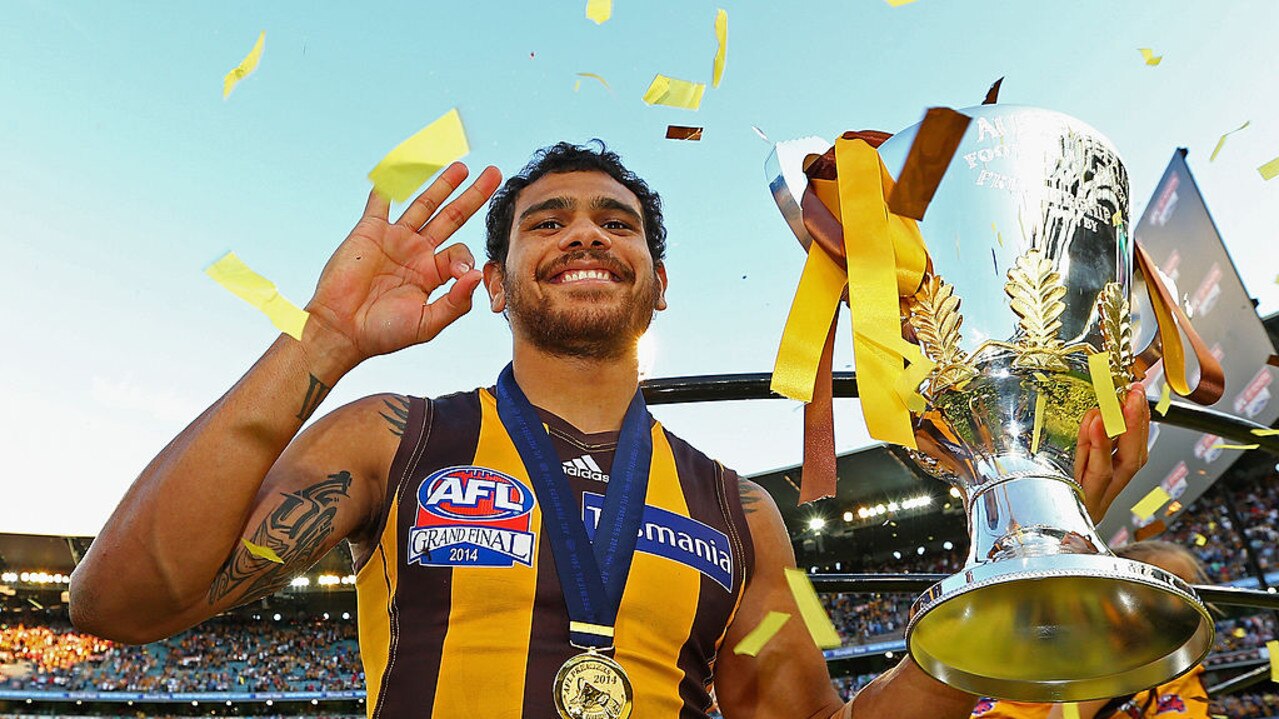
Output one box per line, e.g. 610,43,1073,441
561,269,612,282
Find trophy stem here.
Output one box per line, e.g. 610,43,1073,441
965,468,1101,566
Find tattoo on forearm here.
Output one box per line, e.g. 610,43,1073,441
208,471,353,605
739,477,764,515
296,374,332,421
380,396,410,436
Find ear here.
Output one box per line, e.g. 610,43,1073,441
654,262,669,311
482,260,507,313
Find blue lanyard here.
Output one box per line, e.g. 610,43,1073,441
494,363,651,649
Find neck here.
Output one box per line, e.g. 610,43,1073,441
510,341,640,434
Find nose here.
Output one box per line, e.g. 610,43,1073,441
557,217,613,252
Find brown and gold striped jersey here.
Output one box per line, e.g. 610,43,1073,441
355,388,754,718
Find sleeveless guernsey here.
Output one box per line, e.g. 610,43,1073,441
354,388,755,718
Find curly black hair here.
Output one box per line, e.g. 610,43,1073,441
484,141,666,267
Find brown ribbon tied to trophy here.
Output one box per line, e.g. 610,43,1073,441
770,109,1225,504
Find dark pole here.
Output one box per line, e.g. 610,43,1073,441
1215,482,1270,591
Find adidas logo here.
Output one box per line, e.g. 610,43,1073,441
562,454,609,483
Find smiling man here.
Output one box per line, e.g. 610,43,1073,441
70,142,1150,719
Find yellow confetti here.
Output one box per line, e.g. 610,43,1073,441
223,31,266,99
1234,627,1248,638
1088,352,1128,438
1139,48,1163,66
783,568,842,649
993,222,1003,247
1193,533,1207,546
367,108,470,203
1209,121,1250,162
1131,486,1172,521
575,72,611,91
1030,392,1047,454
205,252,309,340
1259,156,1279,181
642,74,706,110
573,80,581,92
894,357,936,414
1209,442,1260,451
885,0,919,5
711,9,728,88
1156,381,1171,416
1269,640,1279,682
240,538,284,564
1063,704,1081,719
732,611,791,656
1251,428,1279,436
586,0,611,24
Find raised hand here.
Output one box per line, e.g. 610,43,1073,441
303,163,503,369
1075,383,1151,522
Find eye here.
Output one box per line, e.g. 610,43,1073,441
532,219,563,230
602,219,634,231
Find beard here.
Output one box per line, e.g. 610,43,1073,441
503,249,661,360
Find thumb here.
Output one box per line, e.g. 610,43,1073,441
418,268,482,341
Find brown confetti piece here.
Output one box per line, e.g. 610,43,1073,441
665,125,704,141
983,76,1003,105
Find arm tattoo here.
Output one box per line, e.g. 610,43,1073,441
739,477,765,515
296,373,332,421
208,471,353,605
380,396,410,436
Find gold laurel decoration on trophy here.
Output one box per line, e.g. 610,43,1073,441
1097,282,1136,387
909,274,979,392
1004,249,1072,370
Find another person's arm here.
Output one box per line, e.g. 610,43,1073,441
713,387,1151,718
69,165,500,643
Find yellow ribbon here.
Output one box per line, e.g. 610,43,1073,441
770,138,930,449
772,243,846,402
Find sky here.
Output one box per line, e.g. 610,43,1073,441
2,1,1278,537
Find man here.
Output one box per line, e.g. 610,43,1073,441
69,142,1150,718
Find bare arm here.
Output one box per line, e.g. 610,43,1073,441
69,165,501,643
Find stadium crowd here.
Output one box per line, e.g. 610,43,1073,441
0,612,361,694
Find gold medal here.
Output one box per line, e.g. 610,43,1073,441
552,650,633,719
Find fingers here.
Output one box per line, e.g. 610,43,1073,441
394,163,470,230
1074,409,1100,484
429,243,477,285
1113,384,1151,485
364,187,390,221
1077,412,1116,521
419,166,503,248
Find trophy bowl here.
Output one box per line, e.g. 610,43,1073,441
770,105,1215,701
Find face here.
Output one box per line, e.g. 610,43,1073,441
484,171,667,360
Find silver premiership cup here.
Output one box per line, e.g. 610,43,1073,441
773,106,1214,701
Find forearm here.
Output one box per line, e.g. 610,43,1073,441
845,658,976,719
70,331,355,637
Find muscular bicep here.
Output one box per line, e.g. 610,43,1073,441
195,394,401,617
714,478,844,719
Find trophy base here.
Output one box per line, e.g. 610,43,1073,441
906,553,1214,702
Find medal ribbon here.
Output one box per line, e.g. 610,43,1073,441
495,363,652,649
